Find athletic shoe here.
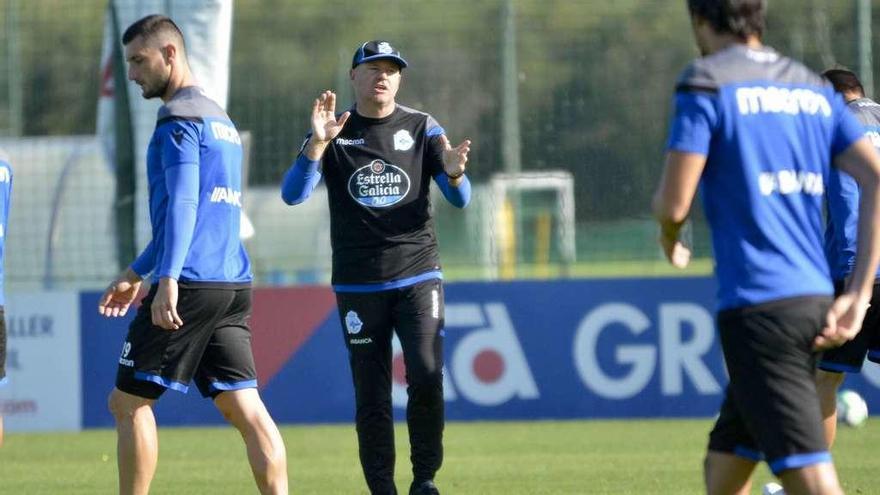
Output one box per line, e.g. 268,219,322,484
762,482,785,495
409,479,440,495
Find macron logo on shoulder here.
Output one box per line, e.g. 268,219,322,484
210,121,242,145
210,186,242,208
735,86,832,117
0,166,11,183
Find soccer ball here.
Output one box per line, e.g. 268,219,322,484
836,389,869,427
762,482,784,495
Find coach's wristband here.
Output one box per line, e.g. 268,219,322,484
446,170,465,180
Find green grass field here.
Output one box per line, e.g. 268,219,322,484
0,419,876,494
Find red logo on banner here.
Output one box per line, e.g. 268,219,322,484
249,287,337,387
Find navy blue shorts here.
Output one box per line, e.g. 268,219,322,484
709,296,832,475
115,285,257,400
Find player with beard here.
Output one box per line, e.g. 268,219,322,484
99,14,288,495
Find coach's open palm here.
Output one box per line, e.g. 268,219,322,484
814,293,869,350
311,90,350,143
98,268,142,318
440,134,471,177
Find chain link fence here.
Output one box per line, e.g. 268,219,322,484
0,0,873,289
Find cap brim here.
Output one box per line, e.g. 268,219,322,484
356,54,408,69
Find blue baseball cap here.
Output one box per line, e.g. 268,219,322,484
351,40,408,69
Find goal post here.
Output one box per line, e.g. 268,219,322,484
482,171,576,279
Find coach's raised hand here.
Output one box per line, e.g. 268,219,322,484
440,134,470,185
304,90,350,160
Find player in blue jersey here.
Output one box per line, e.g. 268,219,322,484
97,15,287,495
0,148,12,448
816,68,880,448
653,1,880,494
281,41,471,495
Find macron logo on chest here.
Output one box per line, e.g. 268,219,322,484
336,137,366,146
210,186,242,207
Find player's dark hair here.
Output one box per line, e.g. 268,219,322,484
122,14,186,49
822,68,866,97
687,0,766,40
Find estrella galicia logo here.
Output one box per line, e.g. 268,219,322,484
345,311,363,334
348,159,411,208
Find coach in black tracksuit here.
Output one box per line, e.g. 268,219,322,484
280,40,472,495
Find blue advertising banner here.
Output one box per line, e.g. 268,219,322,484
79,278,880,427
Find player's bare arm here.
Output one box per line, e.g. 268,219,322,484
304,90,350,160
440,134,471,187
815,137,880,350
652,151,706,269
98,267,143,318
